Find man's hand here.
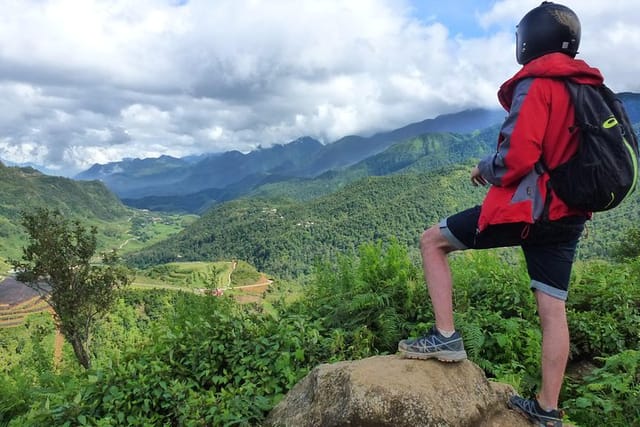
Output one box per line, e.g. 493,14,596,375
471,166,488,187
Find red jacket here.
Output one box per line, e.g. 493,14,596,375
477,53,604,231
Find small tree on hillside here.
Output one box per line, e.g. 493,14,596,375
205,264,223,294
613,226,640,261
11,208,131,369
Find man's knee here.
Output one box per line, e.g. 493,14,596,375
420,225,450,252
535,290,567,320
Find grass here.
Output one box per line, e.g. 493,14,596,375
133,261,235,290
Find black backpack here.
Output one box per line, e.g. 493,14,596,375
540,81,639,212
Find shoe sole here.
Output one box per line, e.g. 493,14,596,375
398,349,468,362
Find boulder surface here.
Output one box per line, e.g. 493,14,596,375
265,355,532,427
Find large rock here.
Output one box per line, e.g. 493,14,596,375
265,355,531,427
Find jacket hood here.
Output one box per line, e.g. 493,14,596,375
498,53,604,109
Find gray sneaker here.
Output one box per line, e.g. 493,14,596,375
508,395,564,427
398,326,467,362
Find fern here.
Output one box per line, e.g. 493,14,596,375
458,320,485,360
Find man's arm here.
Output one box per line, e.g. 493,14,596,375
477,78,548,187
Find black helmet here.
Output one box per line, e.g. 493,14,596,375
515,2,581,65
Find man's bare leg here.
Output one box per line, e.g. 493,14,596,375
535,290,570,410
420,224,458,332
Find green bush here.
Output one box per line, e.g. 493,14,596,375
298,239,425,356
568,260,640,360
565,350,640,426
14,294,329,426
447,250,542,393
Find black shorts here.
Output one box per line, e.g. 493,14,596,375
440,205,586,301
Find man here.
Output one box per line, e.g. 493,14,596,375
397,2,604,426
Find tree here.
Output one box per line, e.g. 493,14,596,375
613,226,640,261
11,208,131,369
205,264,224,295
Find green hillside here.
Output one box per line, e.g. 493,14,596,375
0,162,194,260
0,163,128,220
125,163,485,276
126,156,640,278
0,163,126,258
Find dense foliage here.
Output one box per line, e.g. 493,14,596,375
3,239,639,426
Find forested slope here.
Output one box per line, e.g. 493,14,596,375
0,163,131,258
126,164,484,276
126,154,640,278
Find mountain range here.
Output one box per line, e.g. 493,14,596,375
75,92,640,214
75,108,506,208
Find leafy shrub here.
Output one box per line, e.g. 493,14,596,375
14,294,329,426
299,239,425,356
568,260,640,360
0,313,59,424
0,372,34,424
565,350,640,426
448,250,542,393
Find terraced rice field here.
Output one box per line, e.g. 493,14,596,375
0,295,50,328
0,277,50,328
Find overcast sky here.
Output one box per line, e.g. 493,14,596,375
1,0,639,176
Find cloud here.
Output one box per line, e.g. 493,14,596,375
0,0,639,176
479,1,640,91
